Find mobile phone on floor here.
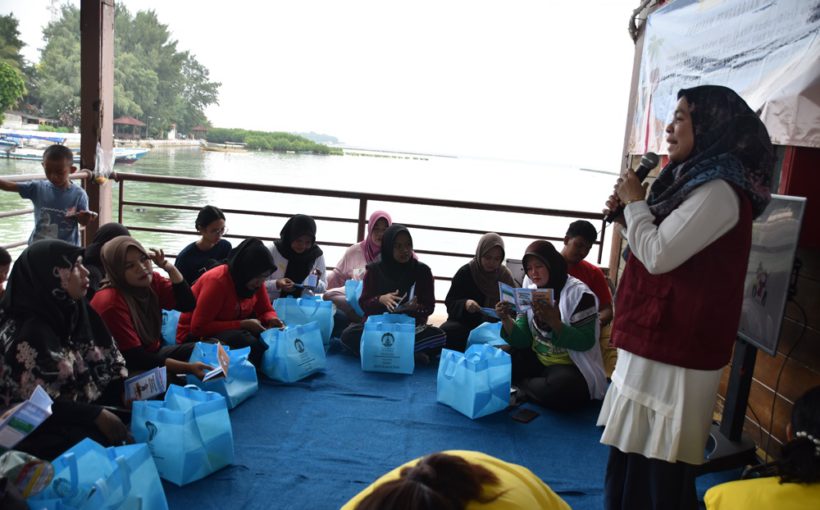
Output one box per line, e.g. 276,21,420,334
511,408,539,424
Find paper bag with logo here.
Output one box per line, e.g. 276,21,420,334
29,438,168,510
437,344,512,419
260,322,326,383
131,385,234,486
185,342,258,409
466,321,508,348
273,296,335,349
360,313,415,375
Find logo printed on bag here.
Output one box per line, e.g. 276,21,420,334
294,339,305,353
381,332,395,347
146,421,158,441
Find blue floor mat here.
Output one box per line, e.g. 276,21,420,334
163,351,738,509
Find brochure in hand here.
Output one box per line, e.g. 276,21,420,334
498,282,554,312
393,283,416,314
202,342,231,381
0,385,53,449
124,366,167,401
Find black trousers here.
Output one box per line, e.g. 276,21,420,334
439,319,471,352
510,347,589,411
157,342,195,362
604,447,698,510
189,329,268,367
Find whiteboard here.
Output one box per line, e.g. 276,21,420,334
738,194,806,355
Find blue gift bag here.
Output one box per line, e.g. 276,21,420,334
466,321,508,348
260,322,326,382
437,344,512,419
131,385,234,486
360,313,415,374
185,342,258,409
273,296,335,349
160,309,180,346
29,438,168,510
344,279,364,317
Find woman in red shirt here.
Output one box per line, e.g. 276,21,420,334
90,236,210,380
176,237,283,366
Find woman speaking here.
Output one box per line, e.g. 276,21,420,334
598,85,774,509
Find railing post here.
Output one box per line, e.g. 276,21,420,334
118,178,124,223
356,199,368,242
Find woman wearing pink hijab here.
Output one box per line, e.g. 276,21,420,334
324,210,392,326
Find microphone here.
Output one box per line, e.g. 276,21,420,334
604,152,660,223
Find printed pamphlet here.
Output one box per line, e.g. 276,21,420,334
124,366,167,401
202,342,231,381
0,386,53,449
498,282,554,312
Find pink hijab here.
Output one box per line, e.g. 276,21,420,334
361,210,392,263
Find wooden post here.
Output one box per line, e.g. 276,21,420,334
80,0,115,244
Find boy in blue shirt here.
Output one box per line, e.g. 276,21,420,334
0,144,96,246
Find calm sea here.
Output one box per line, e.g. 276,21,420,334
0,147,617,295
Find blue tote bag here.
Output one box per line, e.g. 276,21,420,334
260,322,326,383
466,321,508,348
160,309,180,346
273,296,335,349
360,313,415,375
344,279,364,317
185,342,258,409
436,344,512,419
29,438,168,510
131,385,234,486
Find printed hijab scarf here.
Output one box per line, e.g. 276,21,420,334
100,236,161,347
522,240,568,302
469,233,515,307
360,210,392,264
274,214,323,296
648,85,773,221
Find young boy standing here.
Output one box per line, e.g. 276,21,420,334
0,144,95,246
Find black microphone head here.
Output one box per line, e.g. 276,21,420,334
635,152,660,180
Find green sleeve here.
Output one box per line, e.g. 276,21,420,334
501,315,533,348
554,319,596,351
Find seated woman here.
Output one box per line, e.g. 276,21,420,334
177,237,283,366
265,214,327,301
440,233,515,351
340,224,445,357
90,236,210,380
174,205,232,285
324,210,391,322
0,240,129,460
342,450,570,510
704,385,820,510
495,240,607,411
83,222,131,300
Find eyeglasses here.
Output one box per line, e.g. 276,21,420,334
206,227,228,236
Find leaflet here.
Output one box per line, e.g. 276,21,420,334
393,284,417,314
0,385,53,449
202,342,231,381
124,366,167,401
498,282,554,312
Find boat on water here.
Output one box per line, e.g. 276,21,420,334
200,141,247,152
0,143,151,164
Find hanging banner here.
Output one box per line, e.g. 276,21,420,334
628,0,820,155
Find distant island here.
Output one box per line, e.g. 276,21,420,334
206,128,342,155
295,131,340,145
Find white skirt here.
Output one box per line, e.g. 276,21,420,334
597,349,722,465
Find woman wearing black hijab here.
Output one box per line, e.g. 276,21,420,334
176,237,283,366
339,225,445,357
0,240,129,460
598,85,774,509
495,240,605,411
265,214,327,300
83,222,131,300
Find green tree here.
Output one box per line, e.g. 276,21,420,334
0,61,26,123
0,13,24,70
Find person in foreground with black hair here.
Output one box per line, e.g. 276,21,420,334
704,385,820,509
0,246,11,300
341,450,570,510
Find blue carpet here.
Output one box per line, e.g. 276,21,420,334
163,349,740,509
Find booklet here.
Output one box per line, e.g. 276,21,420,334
0,385,53,449
498,282,554,312
202,342,231,382
124,366,167,402
393,284,416,313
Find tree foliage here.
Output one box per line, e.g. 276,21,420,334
0,13,25,70
0,61,26,123
206,128,342,155
34,5,220,135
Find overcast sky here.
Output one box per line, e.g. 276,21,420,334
3,0,638,170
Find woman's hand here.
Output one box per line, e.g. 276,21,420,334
616,168,649,205
187,361,214,380
95,409,132,445
465,299,481,314
276,278,295,291
379,290,402,312
266,317,285,330
240,318,265,333
148,248,170,270
532,299,562,331
603,191,627,227
494,301,515,320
